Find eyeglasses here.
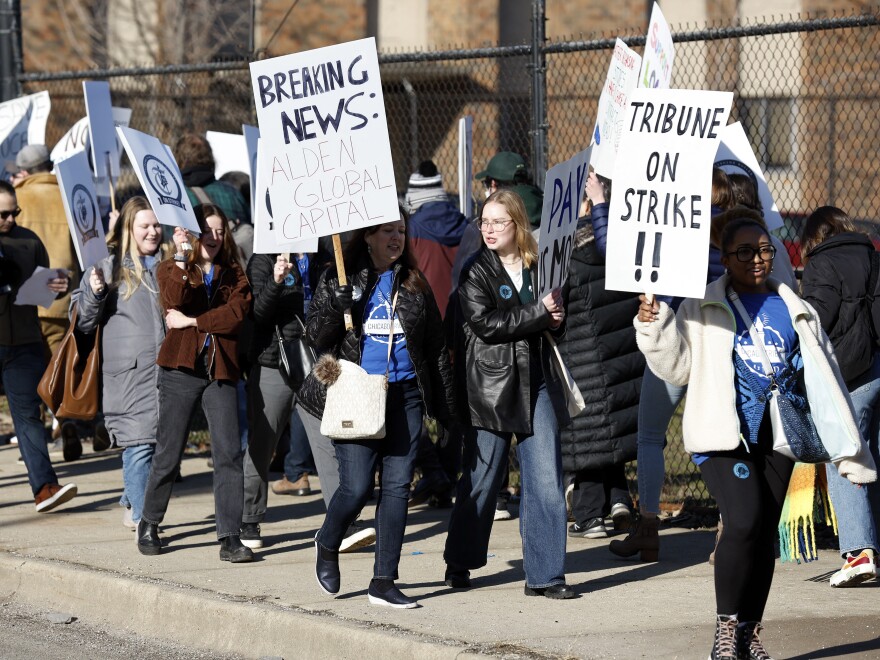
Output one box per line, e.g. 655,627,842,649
726,245,776,262
479,219,512,232
0,208,21,220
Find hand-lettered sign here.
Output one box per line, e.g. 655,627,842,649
638,3,675,90
591,39,641,179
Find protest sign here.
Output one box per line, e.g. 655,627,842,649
116,126,201,233
253,138,318,255
0,91,51,174
243,124,260,216
715,121,783,231
591,40,641,178
638,3,674,90
606,88,733,299
83,82,120,187
206,130,248,179
50,107,132,166
537,147,592,298
55,151,110,271
458,115,473,220
249,37,398,244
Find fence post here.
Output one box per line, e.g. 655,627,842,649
0,0,22,102
530,0,547,184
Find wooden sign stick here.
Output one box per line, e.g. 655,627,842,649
332,233,353,330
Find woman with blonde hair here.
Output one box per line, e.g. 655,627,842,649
72,196,170,530
443,189,574,599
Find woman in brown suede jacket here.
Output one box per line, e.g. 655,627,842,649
137,204,253,563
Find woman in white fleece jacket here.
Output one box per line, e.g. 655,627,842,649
636,218,876,660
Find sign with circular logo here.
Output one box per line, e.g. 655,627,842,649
70,184,98,242
143,154,184,208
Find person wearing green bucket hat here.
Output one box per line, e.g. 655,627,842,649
475,152,544,237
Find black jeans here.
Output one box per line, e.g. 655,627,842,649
698,415,794,621
142,366,244,539
571,463,632,524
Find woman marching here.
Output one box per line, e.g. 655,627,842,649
636,216,875,659
137,204,253,562
303,206,454,609
443,189,574,599
72,196,169,530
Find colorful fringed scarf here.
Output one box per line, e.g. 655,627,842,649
778,462,838,563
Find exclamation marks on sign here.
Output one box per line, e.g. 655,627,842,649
635,232,662,283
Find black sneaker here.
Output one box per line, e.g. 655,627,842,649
60,422,82,462
240,522,263,549
339,521,376,553
367,579,419,609
219,536,254,563
568,517,608,539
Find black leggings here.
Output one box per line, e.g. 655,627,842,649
698,416,794,621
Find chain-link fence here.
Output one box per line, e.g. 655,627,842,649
17,12,880,508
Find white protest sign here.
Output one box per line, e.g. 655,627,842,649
50,107,132,167
116,126,201,233
0,91,51,173
638,3,674,89
591,40,641,178
243,124,260,216
253,139,318,255
715,121,783,231
458,115,473,220
606,88,733,299
55,151,110,271
83,82,120,186
206,130,248,179
249,37,398,243
537,147,592,298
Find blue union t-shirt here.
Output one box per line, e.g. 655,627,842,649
360,271,416,382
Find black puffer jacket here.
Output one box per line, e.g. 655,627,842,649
297,256,454,424
558,225,644,472
247,253,319,372
457,246,566,434
802,232,878,384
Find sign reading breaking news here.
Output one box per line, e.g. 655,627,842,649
55,150,109,271
116,126,201,234
606,88,733,299
592,39,641,178
715,121,783,231
0,91,50,178
537,147,592,299
249,37,398,242
638,2,674,90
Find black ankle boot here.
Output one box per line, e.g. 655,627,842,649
137,519,161,556
219,535,254,563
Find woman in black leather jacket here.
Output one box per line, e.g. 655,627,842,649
443,189,574,599
305,207,454,609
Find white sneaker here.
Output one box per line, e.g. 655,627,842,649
339,523,376,553
830,549,877,587
122,507,137,531
494,501,513,521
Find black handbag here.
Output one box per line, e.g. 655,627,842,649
277,317,316,387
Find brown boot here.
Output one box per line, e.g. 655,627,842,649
608,515,659,562
271,474,311,496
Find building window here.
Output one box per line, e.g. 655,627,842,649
736,98,795,169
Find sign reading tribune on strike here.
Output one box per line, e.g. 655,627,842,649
249,38,398,242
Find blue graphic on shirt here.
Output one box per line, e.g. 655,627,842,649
295,254,312,317
360,271,415,383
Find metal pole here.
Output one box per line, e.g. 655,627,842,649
530,0,547,184
401,78,419,172
0,0,23,101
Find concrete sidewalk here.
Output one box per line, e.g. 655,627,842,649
1,443,879,659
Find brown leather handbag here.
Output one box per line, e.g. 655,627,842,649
37,303,102,420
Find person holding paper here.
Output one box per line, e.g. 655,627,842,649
303,207,454,609
137,203,253,563
443,189,574,600
635,216,876,660
71,196,169,531
0,180,76,513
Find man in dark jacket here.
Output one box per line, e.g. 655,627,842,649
475,151,544,236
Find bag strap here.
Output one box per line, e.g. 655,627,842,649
191,186,213,205
384,290,399,378
727,287,778,389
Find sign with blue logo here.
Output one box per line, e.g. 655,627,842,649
55,150,109,270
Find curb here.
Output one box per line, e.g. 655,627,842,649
0,551,485,659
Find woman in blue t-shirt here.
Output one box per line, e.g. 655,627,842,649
635,217,875,660
301,207,455,609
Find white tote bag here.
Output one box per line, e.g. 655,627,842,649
544,331,586,417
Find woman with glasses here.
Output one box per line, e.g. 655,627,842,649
137,204,253,563
636,216,875,660
443,189,574,599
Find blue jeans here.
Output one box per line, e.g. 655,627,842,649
284,406,316,481
637,366,687,514
0,342,56,495
825,353,880,555
316,379,422,580
120,443,155,524
444,385,567,588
